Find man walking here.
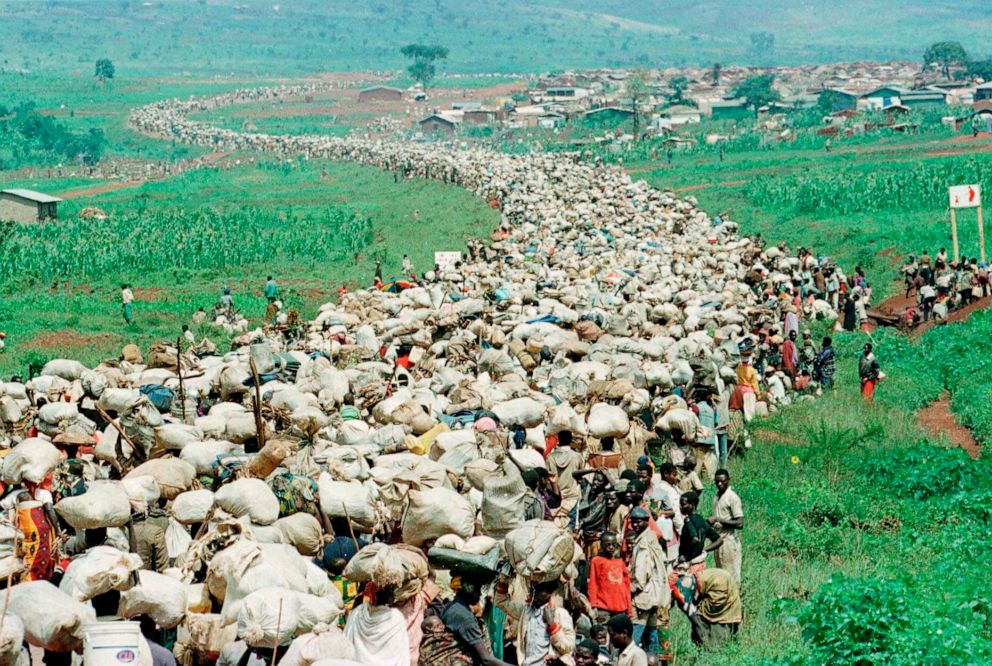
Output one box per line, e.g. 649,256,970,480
709,470,743,582
264,276,278,303
628,507,669,657
859,342,881,403
121,284,134,325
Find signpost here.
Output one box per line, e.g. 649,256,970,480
948,184,984,263
434,251,462,272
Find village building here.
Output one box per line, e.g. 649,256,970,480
418,113,459,137
975,82,992,103
710,98,752,120
357,86,404,103
0,188,61,223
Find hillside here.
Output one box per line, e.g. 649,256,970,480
0,0,989,76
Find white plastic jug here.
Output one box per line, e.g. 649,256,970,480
82,621,142,665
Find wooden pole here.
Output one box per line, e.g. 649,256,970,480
951,207,960,264
176,336,186,423
978,205,986,265
270,598,283,665
248,357,266,450
95,403,145,464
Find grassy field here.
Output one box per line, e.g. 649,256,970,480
0,159,498,376
1,0,990,75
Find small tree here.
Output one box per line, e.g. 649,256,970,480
94,58,115,83
817,89,838,115
624,71,651,138
733,74,781,112
669,75,689,104
710,62,722,86
400,44,449,89
965,59,992,82
923,41,968,79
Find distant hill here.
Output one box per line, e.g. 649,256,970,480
1,0,989,76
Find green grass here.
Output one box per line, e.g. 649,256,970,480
0,159,497,375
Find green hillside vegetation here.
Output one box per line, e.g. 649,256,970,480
0,159,498,374
1,0,990,75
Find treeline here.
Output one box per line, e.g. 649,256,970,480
0,101,107,169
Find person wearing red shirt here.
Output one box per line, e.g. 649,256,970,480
587,531,632,624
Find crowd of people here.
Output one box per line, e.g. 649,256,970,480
901,249,991,324
0,85,886,665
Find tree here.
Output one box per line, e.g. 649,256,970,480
669,75,688,104
923,41,968,79
965,59,992,82
817,89,838,115
399,44,449,89
94,58,115,83
710,62,722,86
624,71,651,138
733,74,781,111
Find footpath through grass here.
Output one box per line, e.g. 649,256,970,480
0,158,497,376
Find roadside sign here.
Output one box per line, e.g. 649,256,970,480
949,184,981,209
434,251,462,271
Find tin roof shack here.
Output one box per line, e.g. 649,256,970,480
358,86,404,103
419,113,459,137
710,99,753,120
861,86,947,110
974,82,992,103
822,88,860,112
0,189,61,223
579,106,634,130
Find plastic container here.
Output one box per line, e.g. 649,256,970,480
82,621,142,665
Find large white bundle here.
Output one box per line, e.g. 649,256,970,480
180,439,239,475
127,458,196,499
121,475,161,512
586,403,630,438
270,387,311,412
547,402,585,435
40,359,87,380
238,587,301,647
226,412,265,444
215,478,280,525
0,614,26,666
322,446,370,481
118,570,189,628
658,408,701,439
400,487,474,546
8,581,96,652
317,475,378,530
154,423,204,451
291,406,330,438
492,397,545,427
504,520,576,583
295,592,343,633
280,624,357,666
429,429,476,461
99,387,143,414
172,489,215,524
221,543,310,625
481,461,526,539
275,512,324,556
80,370,109,398
59,545,141,601
508,447,546,471
195,414,228,439
56,481,132,529
2,437,62,484
0,396,22,424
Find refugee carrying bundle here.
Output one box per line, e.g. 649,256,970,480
172,489,215,524
317,475,379,531
2,437,62,485
275,512,324,556
118,570,189,629
504,520,576,583
280,624,357,666
215,478,280,525
343,543,428,599
126,458,196,499
586,402,630,439
400,487,474,546
238,587,301,647
480,460,526,538
8,581,96,652
55,481,132,530
59,545,142,601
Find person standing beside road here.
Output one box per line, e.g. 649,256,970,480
121,284,135,325
709,470,743,582
814,337,836,390
859,342,881,403
264,275,278,303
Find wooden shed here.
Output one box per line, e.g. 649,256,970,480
0,189,62,223
419,114,458,137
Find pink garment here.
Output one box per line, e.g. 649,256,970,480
397,580,440,665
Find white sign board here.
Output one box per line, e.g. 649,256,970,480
434,251,462,271
949,184,982,209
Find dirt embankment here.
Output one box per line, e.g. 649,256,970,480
918,394,981,459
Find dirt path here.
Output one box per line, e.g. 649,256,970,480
918,394,981,458
57,150,235,200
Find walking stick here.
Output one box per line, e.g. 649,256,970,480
248,357,266,450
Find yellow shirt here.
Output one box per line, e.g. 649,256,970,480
736,364,760,393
